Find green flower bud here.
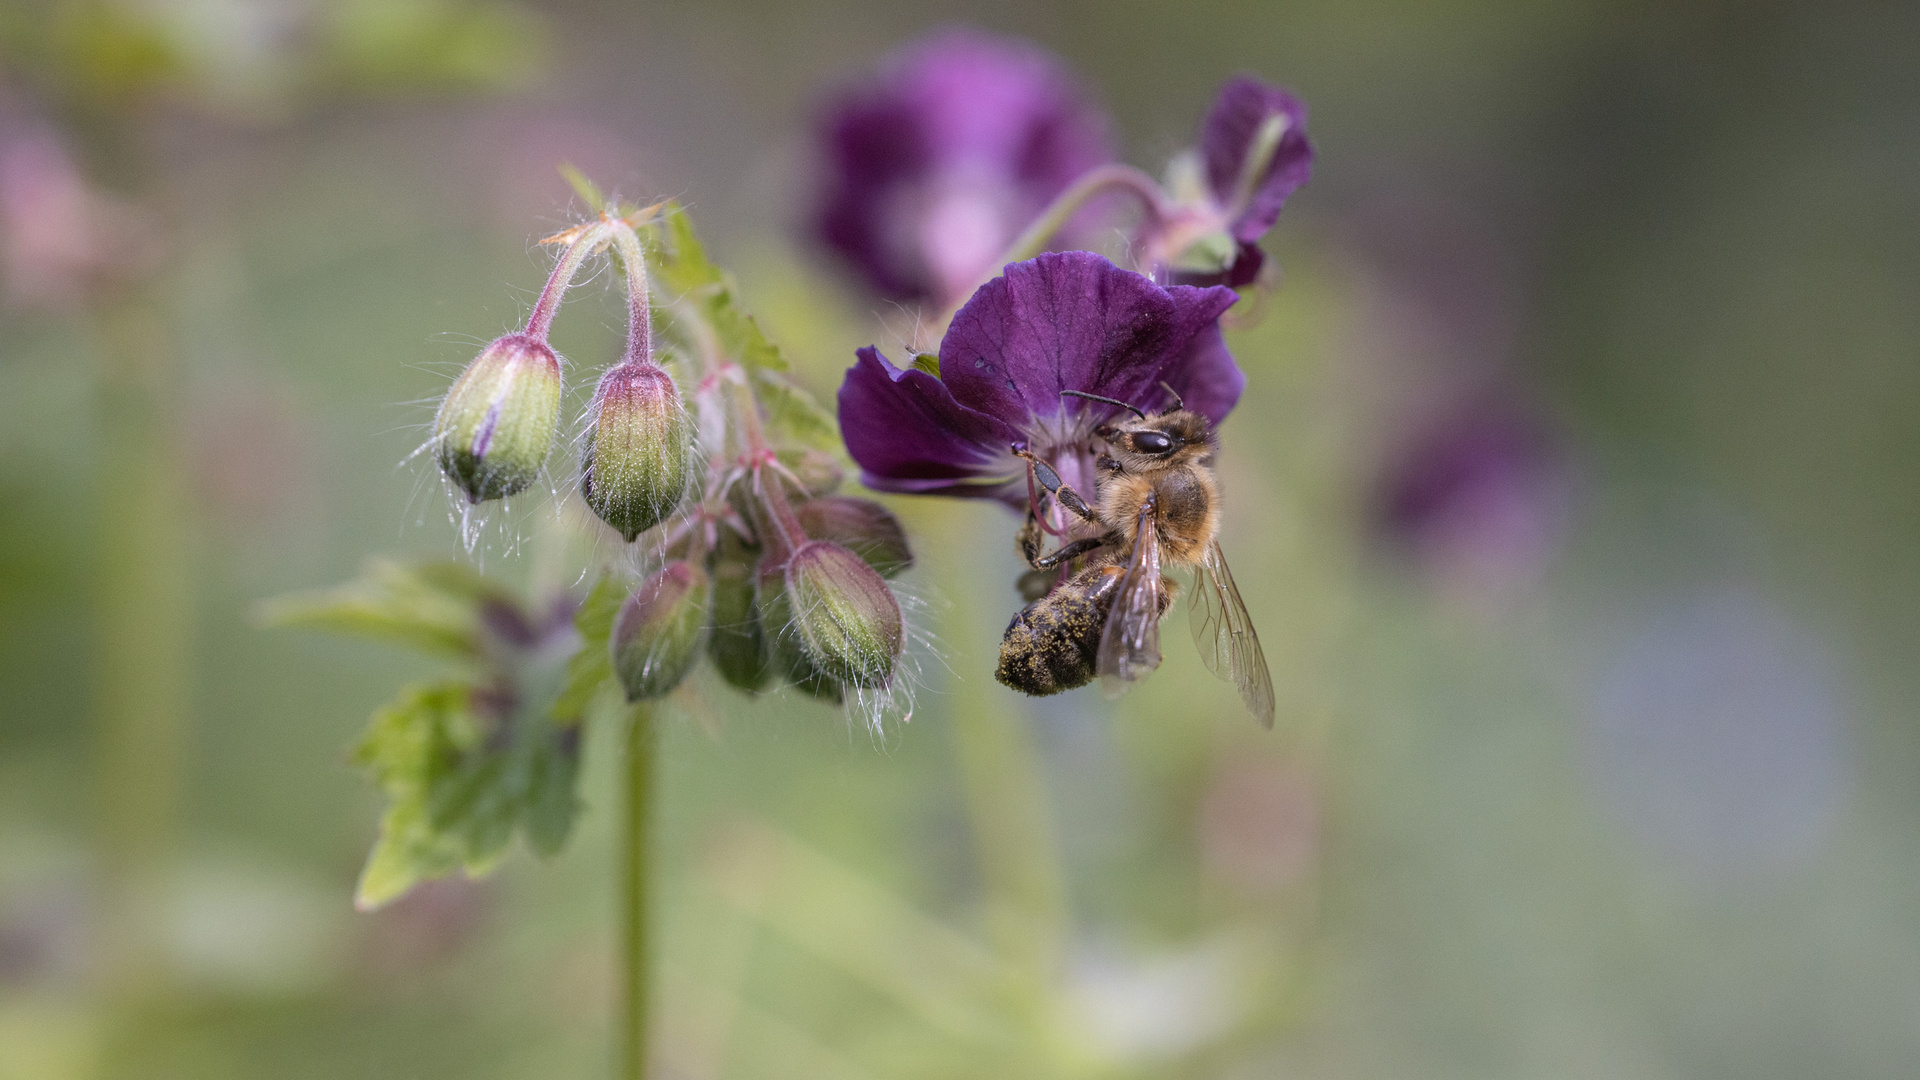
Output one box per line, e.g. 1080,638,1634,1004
610,560,710,701
755,554,844,703
706,530,773,694
794,496,913,578
782,540,903,689
434,333,562,502
581,362,695,542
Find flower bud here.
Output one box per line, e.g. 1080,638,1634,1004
706,531,773,694
434,333,562,502
755,554,844,703
794,496,913,578
782,540,903,689
610,560,710,701
581,363,695,542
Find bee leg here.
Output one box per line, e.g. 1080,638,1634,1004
1032,536,1107,571
1012,446,1099,523
1017,511,1044,565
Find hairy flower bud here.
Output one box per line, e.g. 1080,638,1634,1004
794,496,913,578
782,540,903,689
581,363,695,542
610,560,710,701
707,531,773,694
434,333,562,502
755,554,844,703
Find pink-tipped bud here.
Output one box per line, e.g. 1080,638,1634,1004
581,363,694,542
782,540,903,689
434,333,562,502
610,560,711,701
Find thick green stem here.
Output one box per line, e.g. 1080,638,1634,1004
93,291,190,1009
620,703,658,1080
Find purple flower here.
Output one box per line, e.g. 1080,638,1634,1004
1373,403,1569,596
810,29,1115,308
1167,77,1313,288
838,251,1242,506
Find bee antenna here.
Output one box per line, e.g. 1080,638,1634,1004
1158,381,1185,410
1060,389,1146,421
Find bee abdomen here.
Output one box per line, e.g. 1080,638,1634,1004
995,567,1120,696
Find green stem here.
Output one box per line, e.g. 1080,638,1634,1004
933,163,1170,338
525,223,609,341
608,223,652,368
620,703,658,1080
93,290,190,1009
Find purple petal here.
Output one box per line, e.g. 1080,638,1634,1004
811,30,1115,306
938,251,1241,428
838,346,1021,497
1202,76,1313,243
1162,318,1245,424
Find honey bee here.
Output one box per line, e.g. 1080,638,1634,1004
994,387,1276,727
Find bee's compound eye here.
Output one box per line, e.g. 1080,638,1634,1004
1133,431,1173,455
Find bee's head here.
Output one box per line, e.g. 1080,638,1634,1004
1094,410,1215,466
1060,389,1216,467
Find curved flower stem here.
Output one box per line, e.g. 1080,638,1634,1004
525,222,611,341
1002,163,1170,266
620,702,658,1080
608,223,653,367
931,163,1171,341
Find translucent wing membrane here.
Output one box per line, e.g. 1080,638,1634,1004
1097,500,1167,696
1188,541,1276,727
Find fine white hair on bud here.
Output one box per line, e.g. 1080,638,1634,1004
783,540,904,689
433,333,563,503
580,361,696,542
611,560,711,701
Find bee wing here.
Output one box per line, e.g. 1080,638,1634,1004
1096,500,1167,696
1188,540,1276,728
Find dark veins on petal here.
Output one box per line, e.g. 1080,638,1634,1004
937,251,1240,428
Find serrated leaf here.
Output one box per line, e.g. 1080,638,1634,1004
552,573,625,724
752,369,839,451
645,206,789,374
260,560,486,660
352,681,476,910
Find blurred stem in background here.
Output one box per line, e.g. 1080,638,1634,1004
622,703,658,1080
928,505,1068,987
90,285,189,1039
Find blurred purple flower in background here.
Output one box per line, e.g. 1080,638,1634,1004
1373,400,1569,598
810,29,1115,308
838,251,1241,509
0,122,154,310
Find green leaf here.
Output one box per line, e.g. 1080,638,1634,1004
259,559,491,660
352,681,477,909
910,353,941,376
751,369,839,451
558,163,606,212
552,572,625,724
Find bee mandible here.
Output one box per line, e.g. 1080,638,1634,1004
994,386,1276,727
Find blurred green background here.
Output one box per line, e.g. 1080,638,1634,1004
3,0,1919,1076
